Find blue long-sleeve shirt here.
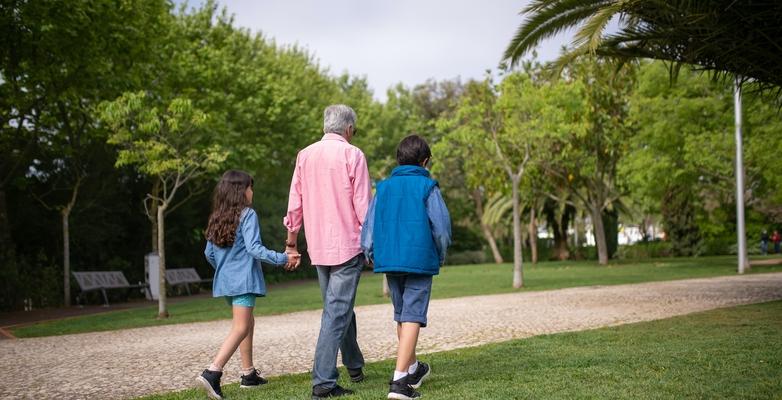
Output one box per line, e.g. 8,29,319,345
205,208,288,297
361,186,452,265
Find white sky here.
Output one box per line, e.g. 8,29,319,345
194,1,578,101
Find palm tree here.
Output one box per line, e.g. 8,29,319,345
503,0,782,93
503,0,776,272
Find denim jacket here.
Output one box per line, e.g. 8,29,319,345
205,208,288,297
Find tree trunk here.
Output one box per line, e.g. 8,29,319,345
157,203,169,318
61,177,83,307
471,189,503,264
529,207,538,264
555,207,572,261
382,274,389,298
591,206,609,265
545,200,571,261
62,210,71,307
151,219,159,253
0,189,11,252
602,207,619,259
511,176,523,288
149,180,160,253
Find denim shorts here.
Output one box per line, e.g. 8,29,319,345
224,293,256,308
386,273,433,327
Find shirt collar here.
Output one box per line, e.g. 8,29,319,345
391,165,431,178
322,133,348,143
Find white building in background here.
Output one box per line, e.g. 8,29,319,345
551,217,664,247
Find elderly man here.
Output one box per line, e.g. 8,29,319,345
284,104,371,399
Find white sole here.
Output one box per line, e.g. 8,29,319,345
240,384,264,389
196,376,223,400
409,366,430,389
388,393,418,400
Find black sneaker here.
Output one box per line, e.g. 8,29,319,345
240,367,268,388
387,378,421,400
406,362,430,389
347,367,365,383
311,384,355,399
196,369,223,400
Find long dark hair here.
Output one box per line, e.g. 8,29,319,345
205,170,254,247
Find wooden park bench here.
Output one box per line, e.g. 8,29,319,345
72,271,150,307
165,268,212,296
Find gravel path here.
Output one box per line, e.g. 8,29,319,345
2,273,782,400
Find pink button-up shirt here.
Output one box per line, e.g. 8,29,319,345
284,133,372,266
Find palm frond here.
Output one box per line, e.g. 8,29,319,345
506,0,782,98
482,193,513,228
571,1,624,54
503,0,615,67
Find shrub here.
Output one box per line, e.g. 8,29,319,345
616,241,672,259
446,250,486,265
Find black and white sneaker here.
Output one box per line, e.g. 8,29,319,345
311,384,355,399
406,362,430,389
387,378,421,400
196,369,223,400
240,367,268,388
348,367,365,383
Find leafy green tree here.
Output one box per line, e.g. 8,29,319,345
433,94,507,265
100,92,227,318
0,0,169,305
533,58,634,265
441,77,531,286
622,61,782,253
440,72,584,285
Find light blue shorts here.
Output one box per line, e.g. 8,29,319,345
224,293,256,308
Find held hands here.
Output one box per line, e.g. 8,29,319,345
285,251,301,271
284,241,301,271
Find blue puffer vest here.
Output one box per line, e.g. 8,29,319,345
373,165,440,275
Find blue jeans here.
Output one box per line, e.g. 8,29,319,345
312,254,365,390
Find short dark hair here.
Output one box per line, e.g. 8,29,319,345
396,134,432,166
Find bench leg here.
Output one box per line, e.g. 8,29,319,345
101,289,110,307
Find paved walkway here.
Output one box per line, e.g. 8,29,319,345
2,273,782,400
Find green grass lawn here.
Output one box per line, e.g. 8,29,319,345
140,300,782,400
11,256,782,338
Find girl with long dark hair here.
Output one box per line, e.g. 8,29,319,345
197,170,299,399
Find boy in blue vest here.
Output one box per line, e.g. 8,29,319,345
361,134,452,400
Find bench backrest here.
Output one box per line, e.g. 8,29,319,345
72,271,130,291
165,268,202,285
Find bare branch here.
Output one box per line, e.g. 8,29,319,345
166,184,206,215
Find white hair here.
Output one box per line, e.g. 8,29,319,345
323,104,356,135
